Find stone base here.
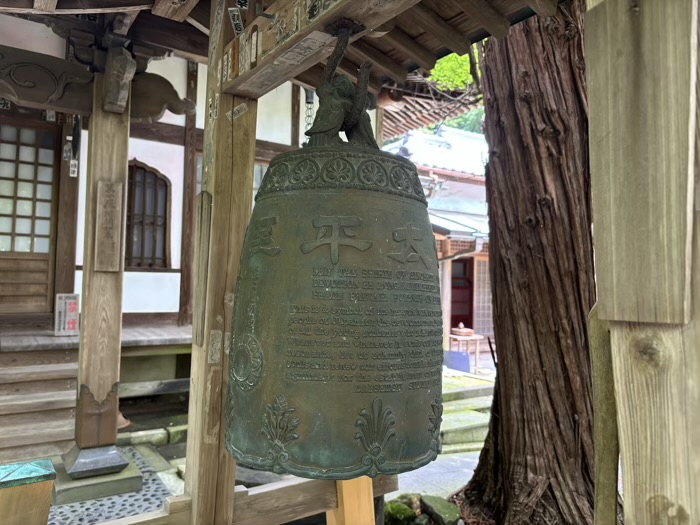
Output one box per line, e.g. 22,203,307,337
52,455,142,505
62,445,129,480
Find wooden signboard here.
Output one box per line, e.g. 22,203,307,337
94,181,124,272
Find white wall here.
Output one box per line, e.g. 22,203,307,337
0,15,66,58
146,56,188,126
76,133,184,269
75,271,180,313
75,133,185,313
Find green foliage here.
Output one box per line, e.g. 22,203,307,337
443,105,485,134
385,501,418,525
429,53,473,91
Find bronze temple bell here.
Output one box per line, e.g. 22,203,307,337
226,27,443,480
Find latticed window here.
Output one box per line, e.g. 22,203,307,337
125,160,171,269
0,122,57,255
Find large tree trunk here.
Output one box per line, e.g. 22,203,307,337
454,1,596,524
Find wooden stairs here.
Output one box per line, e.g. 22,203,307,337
0,349,78,464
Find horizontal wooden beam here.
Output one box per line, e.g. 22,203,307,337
119,378,190,398
349,40,407,84
0,44,93,114
449,0,509,38
129,11,208,63
99,476,398,525
222,0,424,98
129,120,296,162
401,4,471,56
152,0,200,23
380,28,437,71
0,0,152,14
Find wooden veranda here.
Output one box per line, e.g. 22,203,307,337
0,0,698,524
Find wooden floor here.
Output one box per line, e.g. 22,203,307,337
0,324,192,352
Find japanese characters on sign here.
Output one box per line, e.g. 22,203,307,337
55,293,80,336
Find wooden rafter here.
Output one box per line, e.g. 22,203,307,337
0,0,152,14
380,28,437,71
400,4,471,56
348,40,407,84
130,11,208,62
522,0,558,16
448,0,509,38
186,0,209,35
152,0,200,22
222,0,425,98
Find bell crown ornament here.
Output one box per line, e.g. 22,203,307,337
226,22,443,480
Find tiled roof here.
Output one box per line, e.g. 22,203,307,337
383,128,488,176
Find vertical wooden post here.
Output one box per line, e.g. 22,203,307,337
440,259,452,350
326,477,376,525
74,74,130,453
588,0,700,522
54,116,80,296
291,83,301,147
184,1,258,524
179,61,198,326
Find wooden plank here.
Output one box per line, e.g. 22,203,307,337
0,378,77,396
0,408,74,428
94,181,124,273
179,61,198,327
400,4,471,56
588,2,700,523
380,28,437,71
54,117,80,296
222,0,425,98
0,480,53,525
32,0,57,11
0,440,73,465
522,0,558,17
587,0,697,323
588,304,618,525
76,74,130,448
0,284,48,296
326,477,375,525
119,378,190,398
448,0,510,38
230,475,397,525
0,363,78,384
152,0,200,22
0,391,76,415
121,345,192,357
0,419,74,448
349,40,407,83
0,0,152,13
0,350,76,368
0,259,48,271
0,271,47,283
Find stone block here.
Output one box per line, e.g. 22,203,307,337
62,445,129,480
134,445,172,472
166,424,188,444
52,457,142,505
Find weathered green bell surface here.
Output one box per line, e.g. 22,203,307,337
225,39,443,479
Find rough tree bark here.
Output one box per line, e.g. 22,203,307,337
454,1,597,524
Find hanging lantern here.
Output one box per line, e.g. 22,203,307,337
226,29,443,480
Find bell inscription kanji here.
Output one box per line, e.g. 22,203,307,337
225,28,443,480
